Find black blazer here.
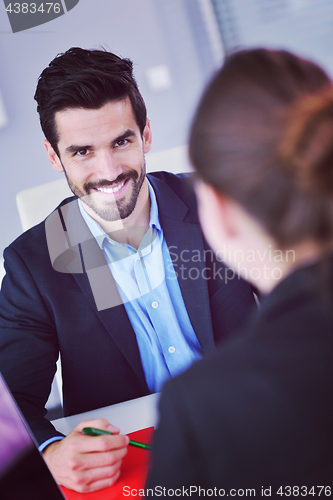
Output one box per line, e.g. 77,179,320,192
0,172,255,446
147,257,333,495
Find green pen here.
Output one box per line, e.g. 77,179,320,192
82,426,153,451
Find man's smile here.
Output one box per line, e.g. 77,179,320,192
94,180,126,194
86,175,134,201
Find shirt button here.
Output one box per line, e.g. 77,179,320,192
152,301,159,309
168,346,176,354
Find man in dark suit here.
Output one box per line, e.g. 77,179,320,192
0,47,255,493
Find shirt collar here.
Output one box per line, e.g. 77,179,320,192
78,178,161,250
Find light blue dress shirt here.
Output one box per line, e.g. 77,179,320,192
78,180,202,393
39,181,202,452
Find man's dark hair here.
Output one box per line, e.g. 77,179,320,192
34,47,147,156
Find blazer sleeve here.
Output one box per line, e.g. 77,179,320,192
146,380,202,493
0,244,64,445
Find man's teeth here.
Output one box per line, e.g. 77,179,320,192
96,181,125,194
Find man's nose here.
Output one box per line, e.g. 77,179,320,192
96,150,122,180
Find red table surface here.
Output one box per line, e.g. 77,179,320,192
60,427,154,500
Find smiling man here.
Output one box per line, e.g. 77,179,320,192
0,47,255,492
45,99,152,249
48,100,150,225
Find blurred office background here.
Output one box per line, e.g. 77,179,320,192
1,0,333,279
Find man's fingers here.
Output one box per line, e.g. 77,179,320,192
43,419,129,492
71,469,122,494
82,460,123,485
61,463,122,493
75,432,129,453
78,447,128,470
75,418,120,434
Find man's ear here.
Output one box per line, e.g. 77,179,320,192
142,118,152,154
44,140,64,173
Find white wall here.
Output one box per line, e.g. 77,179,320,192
214,0,333,76
0,0,220,258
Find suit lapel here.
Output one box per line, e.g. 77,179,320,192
46,198,148,388
148,175,215,353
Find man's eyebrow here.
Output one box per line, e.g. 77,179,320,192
112,129,136,145
64,130,136,154
65,144,93,155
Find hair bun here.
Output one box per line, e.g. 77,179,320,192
278,86,333,195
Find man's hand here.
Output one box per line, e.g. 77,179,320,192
43,418,129,493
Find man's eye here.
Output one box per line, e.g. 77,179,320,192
76,148,89,156
115,139,129,147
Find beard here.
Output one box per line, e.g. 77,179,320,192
63,160,147,222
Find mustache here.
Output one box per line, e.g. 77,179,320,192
84,170,138,193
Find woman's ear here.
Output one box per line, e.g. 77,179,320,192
44,140,64,173
195,181,237,253
213,191,239,239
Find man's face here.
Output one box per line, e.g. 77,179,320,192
44,98,152,223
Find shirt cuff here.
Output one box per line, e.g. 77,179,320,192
38,435,64,453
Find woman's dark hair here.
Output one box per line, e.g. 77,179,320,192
34,47,147,156
189,48,333,248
